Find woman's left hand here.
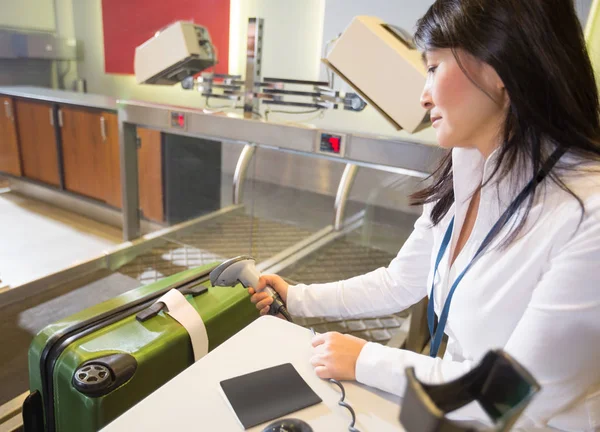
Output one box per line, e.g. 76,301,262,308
310,332,368,380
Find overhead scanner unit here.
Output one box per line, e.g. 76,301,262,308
134,21,216,85
134,17,429,134
323,16,430,133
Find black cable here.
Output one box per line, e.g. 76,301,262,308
329,379,360,432
264,108,323,121
270,292,293,322
278,306,293,322
309,328,360,432
267,108,323,115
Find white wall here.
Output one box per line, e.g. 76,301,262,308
576,0,594,23
0,0,79,89
52,0,78,89
0,0,55,31
229,0,325,80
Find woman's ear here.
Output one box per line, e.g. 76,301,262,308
483,64,510,107
480,60,503,88
494,75,510,109
502,86,511,110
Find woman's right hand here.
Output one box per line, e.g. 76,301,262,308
248,274,289,317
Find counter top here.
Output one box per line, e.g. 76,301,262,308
0,86,118,111
102,316,406,432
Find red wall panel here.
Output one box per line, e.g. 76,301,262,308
101,0,230,75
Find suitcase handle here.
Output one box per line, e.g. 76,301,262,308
136,285,208,322
136,301,166,322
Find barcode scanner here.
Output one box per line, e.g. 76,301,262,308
209,255,293,322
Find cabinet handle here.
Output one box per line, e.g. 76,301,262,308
100,116,107,141
4,100,12,119
58,109,63,127
49,108,54,126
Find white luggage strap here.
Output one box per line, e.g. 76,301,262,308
153,289,209,362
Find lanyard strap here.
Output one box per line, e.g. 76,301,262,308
427,148,565,358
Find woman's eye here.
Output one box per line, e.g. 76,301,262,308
427,66,438,74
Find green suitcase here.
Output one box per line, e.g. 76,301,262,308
22,263,259,432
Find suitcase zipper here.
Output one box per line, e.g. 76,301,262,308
34,265,217,432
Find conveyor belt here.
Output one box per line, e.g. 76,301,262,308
280,233,410,345
118,210,315,284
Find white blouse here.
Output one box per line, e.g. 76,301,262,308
286,147,600,431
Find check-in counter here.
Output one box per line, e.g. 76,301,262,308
0,86,446,430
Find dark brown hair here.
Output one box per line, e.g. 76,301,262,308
411,0,600,242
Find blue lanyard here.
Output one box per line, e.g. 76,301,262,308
426,148,565,358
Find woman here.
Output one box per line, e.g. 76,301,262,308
249,0,600,429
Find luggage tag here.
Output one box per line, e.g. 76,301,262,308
151,289,209,361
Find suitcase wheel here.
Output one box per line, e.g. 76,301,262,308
72,353,137,397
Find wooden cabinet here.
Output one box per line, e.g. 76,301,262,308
137,128,164,222
0,97,22,176
59,107,121,208
103,112,122,209
15,100,60,186
5,95,124,210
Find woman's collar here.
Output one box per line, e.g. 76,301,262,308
451,147,485,207
451,145,533,213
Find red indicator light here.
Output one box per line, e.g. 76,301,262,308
328,136,341,153
178,114,185,127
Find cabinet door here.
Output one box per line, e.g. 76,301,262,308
59,108,121,208
102,112,122,209
137,128,163,222
0,97,22,176
15,100,60,186
60,106,106,201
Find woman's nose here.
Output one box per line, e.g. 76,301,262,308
420,85,433,110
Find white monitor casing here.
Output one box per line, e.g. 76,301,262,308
134,21,216,85
324,16,430,134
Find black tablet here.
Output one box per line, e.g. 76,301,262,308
220,363,322,429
